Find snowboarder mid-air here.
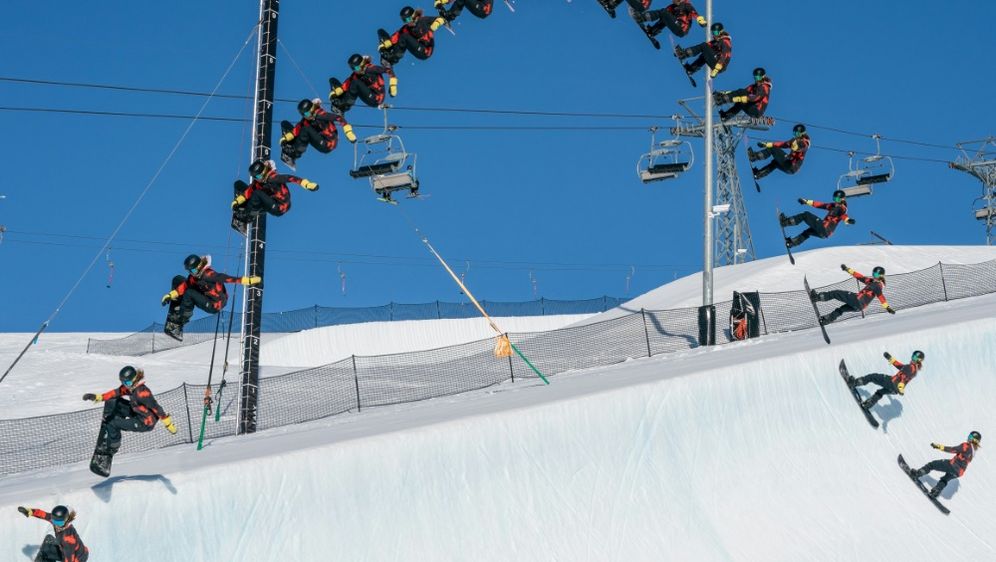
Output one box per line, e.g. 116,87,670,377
82,367,176,457
596,0,651,19
17,505,89,562
811,264,895,325
435,0,493,21
780,189,855,249
378,7,446,65
908,431,981,498
749,123,810,180
674,22,732,79
846,350,924,410
328,54,396,113
231,159,318,221
161,254,261,339
714,66,771,121
280,98,356,167
634,0,706,38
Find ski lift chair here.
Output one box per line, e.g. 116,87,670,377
836,135,894,197
974,206,995,221
636,125,693,184
350,106,419,198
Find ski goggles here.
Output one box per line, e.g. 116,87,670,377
833,195,843,203
52,519,66,527
712,29,722,36
252,171,267,180
793,130,804,138
122,378,135,387
872,271,884,279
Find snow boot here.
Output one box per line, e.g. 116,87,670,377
928,487,941,499
861,398,875,410
674,44,690,60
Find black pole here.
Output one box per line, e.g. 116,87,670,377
238,0,279,435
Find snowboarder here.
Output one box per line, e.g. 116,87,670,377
328,54,396,113
714,67,771,121
811,264,895,325
748,123,810,180
435,0,493,20
674,22,732,80
634,0,706,38
780,189,855,249
82,366,176,457
595,0,652,19
161,254,261,339
16,505,89,562
909,431,981,498
378,7,447,65
231,159,318,222
280,98,356,167
846,350,924,410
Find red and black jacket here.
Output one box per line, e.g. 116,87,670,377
771,133,810,171
389,16,439,56
30,509,89,562
887,356,920,386
849,269,889,310
99,380,169,428
745,76,772,114
342,64,390,106
939,442,975,477
665,1,701,34
237,171,307,216
709,31,732,70
175,266,243,309
809,199,849,234
290,107,347,149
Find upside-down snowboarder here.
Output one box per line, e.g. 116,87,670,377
161,254,260,340
329,54,396,113
280,98,356,168
845,350,924,410
780,189,855,249
749,123,810,180
811,264,895,325
674,22,732,80
634,0,706,39
907,431,981,498
714,66,771,121
378,7,447,65
17,505,89,562
435,0,493,20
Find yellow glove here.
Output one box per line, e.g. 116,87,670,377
696,16,707,26
343,123,357,143
280,131,295,144
389,76,398,97
931,442,944,450
896,382,906,395
763,142,774,148
710,64,722,78
379,39,394,50
162,415,177,434
83,393,104,403
435,0,448,7
430,17,445,31
731,95,748,103
161,290,179,305
300,179,319,191
232,194,247,208
240,276,262,286
328,86,344,100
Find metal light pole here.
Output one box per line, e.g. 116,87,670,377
697,0,716,345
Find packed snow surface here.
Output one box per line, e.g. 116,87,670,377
1,289,994,560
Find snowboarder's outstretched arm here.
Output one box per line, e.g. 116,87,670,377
883,351,905,369
81,385,125,403
271,173,319,192
199,269,260,287
132,385,177,433
18,507,54,521
930,442,965,454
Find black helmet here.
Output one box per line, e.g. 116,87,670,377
872,266,886,278
969,431,982,446
793,123,807,134
183,254,202,273
711,22,724,35
119,365,139,386
400,6,416,21
347,53,365,70
911,350,925,363
753,67,766,79
51,505,69,526
297,98,317,117
249,159,270,180
833,189,846,202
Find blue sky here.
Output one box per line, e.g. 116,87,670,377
0,1,993,331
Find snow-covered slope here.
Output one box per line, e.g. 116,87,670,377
576,245,996,324
2,290,994,561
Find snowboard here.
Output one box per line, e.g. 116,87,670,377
279,149,297,171
376,196,399,206
897,454,950,515
595,0,618,18
231,180,250,235
803,276,831,344
33,535,60,562
776,208,795,265
839,359,878,428
89,422,114,477
747,145,762,192
164,302,184,342
669,36,697,87
628,5,660,49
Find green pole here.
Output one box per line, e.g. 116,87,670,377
510,343,549,385
196,404,210,450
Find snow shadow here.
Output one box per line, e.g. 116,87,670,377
872,398,904,433
21,544,39,559
644,311,698,348
919,474,962,500
91,474,177,503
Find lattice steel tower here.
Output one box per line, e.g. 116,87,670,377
950,137,996,245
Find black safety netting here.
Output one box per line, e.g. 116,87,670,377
4,260,993,477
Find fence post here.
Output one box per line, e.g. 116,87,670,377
151,329,156,354
351,355,362,412
540,297,545,315
640,309,652,357
506,334,515,383
757,292,769,335
436,300,441,319
314,304,319,328
938,262,949,302
182,383,195,444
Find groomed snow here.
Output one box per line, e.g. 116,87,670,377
1,287,994,560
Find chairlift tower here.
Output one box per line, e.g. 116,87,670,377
950,137,996,245
674,101,772,266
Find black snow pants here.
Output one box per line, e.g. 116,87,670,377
813,289,861,324
445,0,493,19
37,535,62,562
684,42,720,74
853,372,898,408
281,120,334,159
646,8,690,37
331,76,383,110
169,275,225,327
607,0,651,12
101,398,154,453
233,180,288,220
753,147,798,179
917,459,959,494
784,211,830,247
719,88,764,120
396,33,433,60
